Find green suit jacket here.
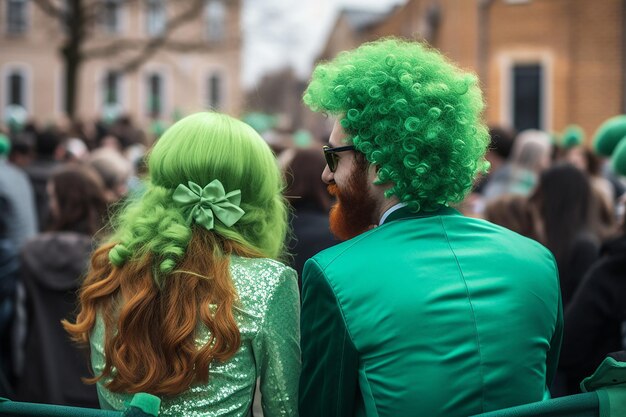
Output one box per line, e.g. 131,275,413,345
299,206,562,417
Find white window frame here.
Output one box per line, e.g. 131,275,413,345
145,0,166,36
498,50,553,132
1,63,32,122
141,66,170,120
205,0,226,42
205,70,226,111
96,69,126,116
5,0,29,35
101,0,126,35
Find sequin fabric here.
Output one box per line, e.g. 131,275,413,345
90,256,301,417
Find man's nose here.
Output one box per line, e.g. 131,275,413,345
321,164,333,184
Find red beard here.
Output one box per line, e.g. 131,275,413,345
327,167,378,241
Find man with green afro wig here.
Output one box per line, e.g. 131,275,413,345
299,37,562,417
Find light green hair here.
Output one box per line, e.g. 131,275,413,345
108,112,288,283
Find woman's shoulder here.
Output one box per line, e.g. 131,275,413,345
231,256,293,272
230,256,296,286
229,257,298,308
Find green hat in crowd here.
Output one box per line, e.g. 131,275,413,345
593,115,626,176
612,138,626,176
561,125,585,149
592,115,626,157
0,133,10,156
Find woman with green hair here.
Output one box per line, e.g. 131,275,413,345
64,112,300,416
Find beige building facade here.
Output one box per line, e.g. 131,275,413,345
0,0,242,128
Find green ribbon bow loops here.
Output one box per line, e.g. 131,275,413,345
173,180,245,230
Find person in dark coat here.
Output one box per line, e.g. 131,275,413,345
16,164,107,407
559,216,626,394
0,196,19,396
0,134,36,390
23,128,62,231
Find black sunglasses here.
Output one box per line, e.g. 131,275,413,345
322,145,355,172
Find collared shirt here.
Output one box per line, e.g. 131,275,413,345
378,202,408,226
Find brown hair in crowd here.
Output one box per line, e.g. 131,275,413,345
48,164,108,235
284,147,332,211
484,194,541,242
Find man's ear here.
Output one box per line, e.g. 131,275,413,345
368,164,380,183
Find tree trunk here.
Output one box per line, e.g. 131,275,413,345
62,0,84,119
63,47,81,119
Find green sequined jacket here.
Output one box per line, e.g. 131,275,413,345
91,256,301,417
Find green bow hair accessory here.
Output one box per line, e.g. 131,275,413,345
173,180,245,230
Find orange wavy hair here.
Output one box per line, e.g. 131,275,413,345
63,230,262,396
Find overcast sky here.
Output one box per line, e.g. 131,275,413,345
241,0,406,88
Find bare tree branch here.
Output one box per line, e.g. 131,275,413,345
32,0,66,22
118,0,206,72
36,0,219,118
82,0,207,69
82,0,144,27
81,1,104,26
162,40,214,52
83,40,145,59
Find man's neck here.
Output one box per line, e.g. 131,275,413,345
377,197,402,224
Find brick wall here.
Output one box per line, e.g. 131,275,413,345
487,0,623,140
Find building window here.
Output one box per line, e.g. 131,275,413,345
102,70,122,119
205,0,226,42
9,72,25,107
2,67,29,124
102,0,121,34
103,70,122,105
146,73,164,117
512,64,542,132
146,0,166,36
7,0,28,34
207,73,223,110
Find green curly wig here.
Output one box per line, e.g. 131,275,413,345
107,112,288,286
304,37,490,212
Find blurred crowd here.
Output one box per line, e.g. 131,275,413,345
0,113,625,405
0,115,152,406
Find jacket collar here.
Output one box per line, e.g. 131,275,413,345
381,204,460,225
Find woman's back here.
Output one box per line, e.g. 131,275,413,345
64,113,300,417
92,256,299,417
